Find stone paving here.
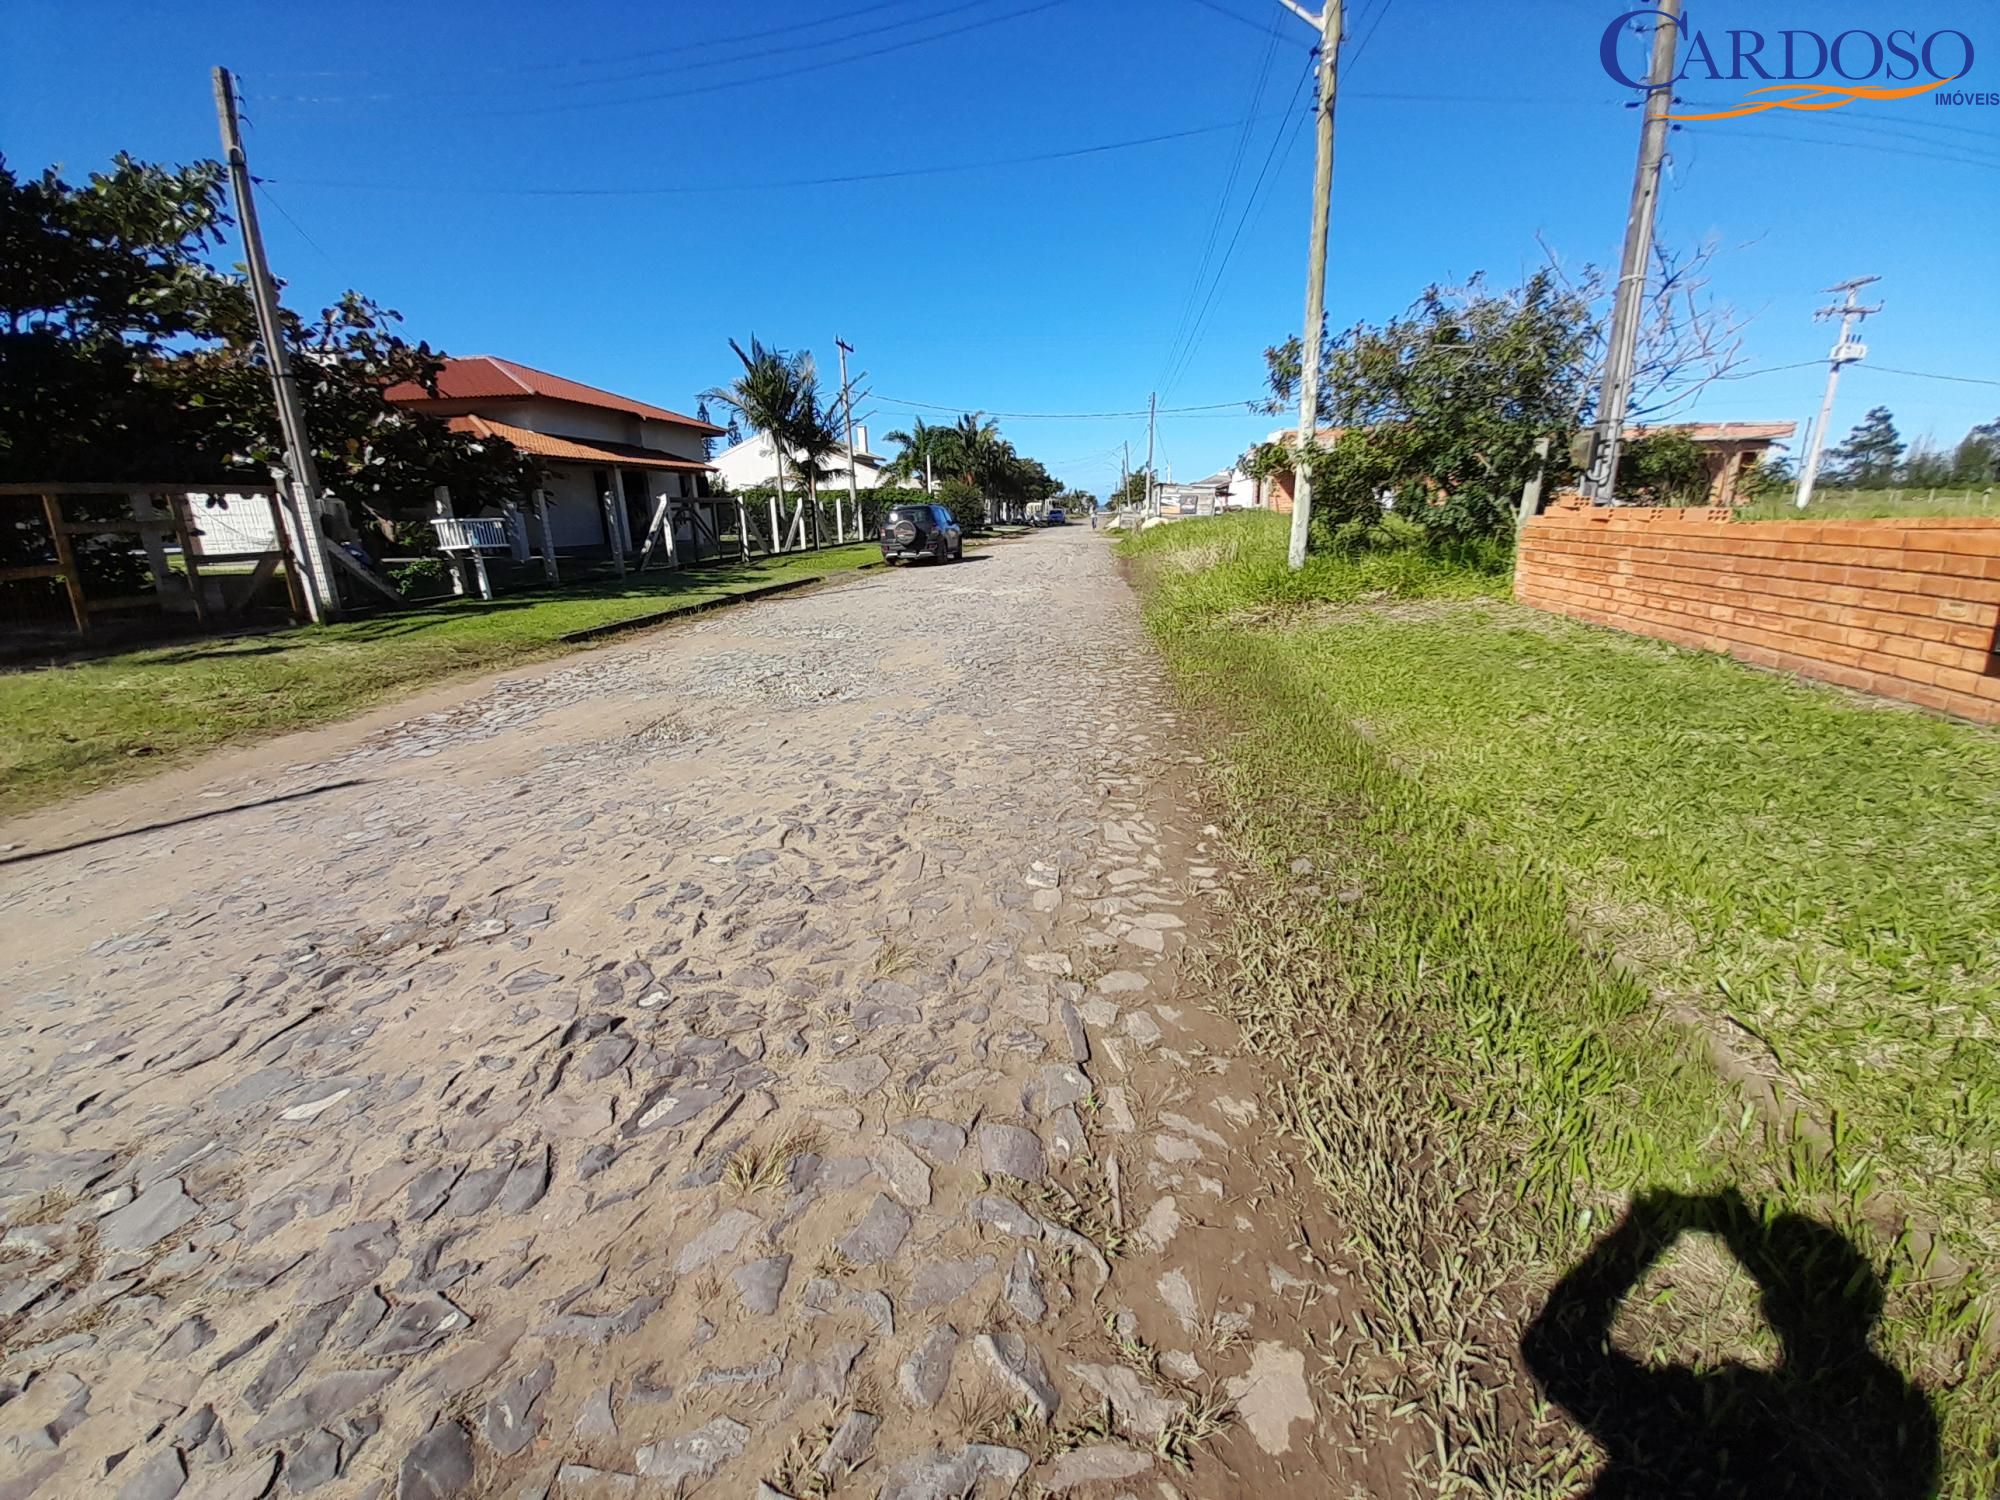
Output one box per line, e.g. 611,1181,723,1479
0,529,1353,1498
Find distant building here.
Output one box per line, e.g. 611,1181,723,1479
1259,420,1797,512
1154,467,1264,515
385,355,725,556
1623,421,1797,505
711,426,892,494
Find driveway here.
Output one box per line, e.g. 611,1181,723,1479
0,528,1352,1498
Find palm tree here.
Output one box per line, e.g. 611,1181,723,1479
949,413,1012,523
786,390,848,551
704,336,812,554
883,418,947,492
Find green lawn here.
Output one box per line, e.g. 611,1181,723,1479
0,544,880,818
1734,485,2000,521
1124,512,2000,1494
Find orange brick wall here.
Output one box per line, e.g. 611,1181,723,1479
1514,501,2000,724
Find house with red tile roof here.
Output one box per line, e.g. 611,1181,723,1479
385,356,731,559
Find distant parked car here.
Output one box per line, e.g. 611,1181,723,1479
1045,506,1067,526
880,503,963,564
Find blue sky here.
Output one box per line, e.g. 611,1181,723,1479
4,0,1996,497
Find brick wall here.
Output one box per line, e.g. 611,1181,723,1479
1515,499,2000,723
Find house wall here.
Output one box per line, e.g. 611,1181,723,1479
1515,499,2000,723
536,465,618,550
712,432,887,492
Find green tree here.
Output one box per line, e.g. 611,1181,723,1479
0,154,536,527
1618,430,1711,507
882,418,948,488
1830,406,1904,488
1950,418,1998,485
784,388,848,549
1263,271,1596,544
1109,468,1153,509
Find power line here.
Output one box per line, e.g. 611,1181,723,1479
1347,0,1396,67
463,0,1007,99
1161,51,1316,395
1870,365,2000,389
1183,0,1310,44
253,182,340,274
1155,0,1287,391
258,0,936,79
1693,125,2000,174
268,113,1288,198
260,0,1064,117
872,396,1260,419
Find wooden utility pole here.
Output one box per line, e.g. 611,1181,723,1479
1577,2,1682,503
1144,392,1157,516
211,67,340,621
1120,442,1130,512
1278,0,1343,570
836,337,861,544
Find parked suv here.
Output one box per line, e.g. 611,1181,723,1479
880,503,963,564
1045,505,1067,526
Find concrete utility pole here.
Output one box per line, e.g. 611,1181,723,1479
212,66,340,620
1277,0,1343,569
1795,276,1882,510
1144,392,1158,516
1577,1,1682,504
836,336,860,544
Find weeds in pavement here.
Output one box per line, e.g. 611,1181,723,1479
724,1126,819,1196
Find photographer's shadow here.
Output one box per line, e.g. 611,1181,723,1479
1522,1189,1939,1498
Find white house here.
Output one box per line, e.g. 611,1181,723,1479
1154,467,1264,515
710,426,894,494
385,355,731,558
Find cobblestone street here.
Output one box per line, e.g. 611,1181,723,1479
0,529,1353,1499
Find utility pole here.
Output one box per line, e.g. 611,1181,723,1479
1577,1,1682,504
211,66,340,621
1144,393,1158,516
1277,0,1342,569
836,336,860,544
1795,277,1881,509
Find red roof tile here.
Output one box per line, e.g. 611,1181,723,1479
388,355,724,433
450,415,714,472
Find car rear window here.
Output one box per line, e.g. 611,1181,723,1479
889,507,926,521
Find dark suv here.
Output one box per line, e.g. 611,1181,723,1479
879,503,964,564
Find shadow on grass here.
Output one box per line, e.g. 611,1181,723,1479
1523,1189,1939,1498
0,778,365,865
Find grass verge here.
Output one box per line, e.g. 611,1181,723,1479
1124,511,1998,1495
1733,486,2000,521
0,544,880,818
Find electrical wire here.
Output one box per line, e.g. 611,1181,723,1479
256,0,937,79
268,113,1290,198
1155,0,1286,392
871,396,1260,419
467,0,1009,99
1160,51,1315,395
1347,0,1395,68
1183,0,1310,46
259,0,1063,117
1869,365,2000,389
